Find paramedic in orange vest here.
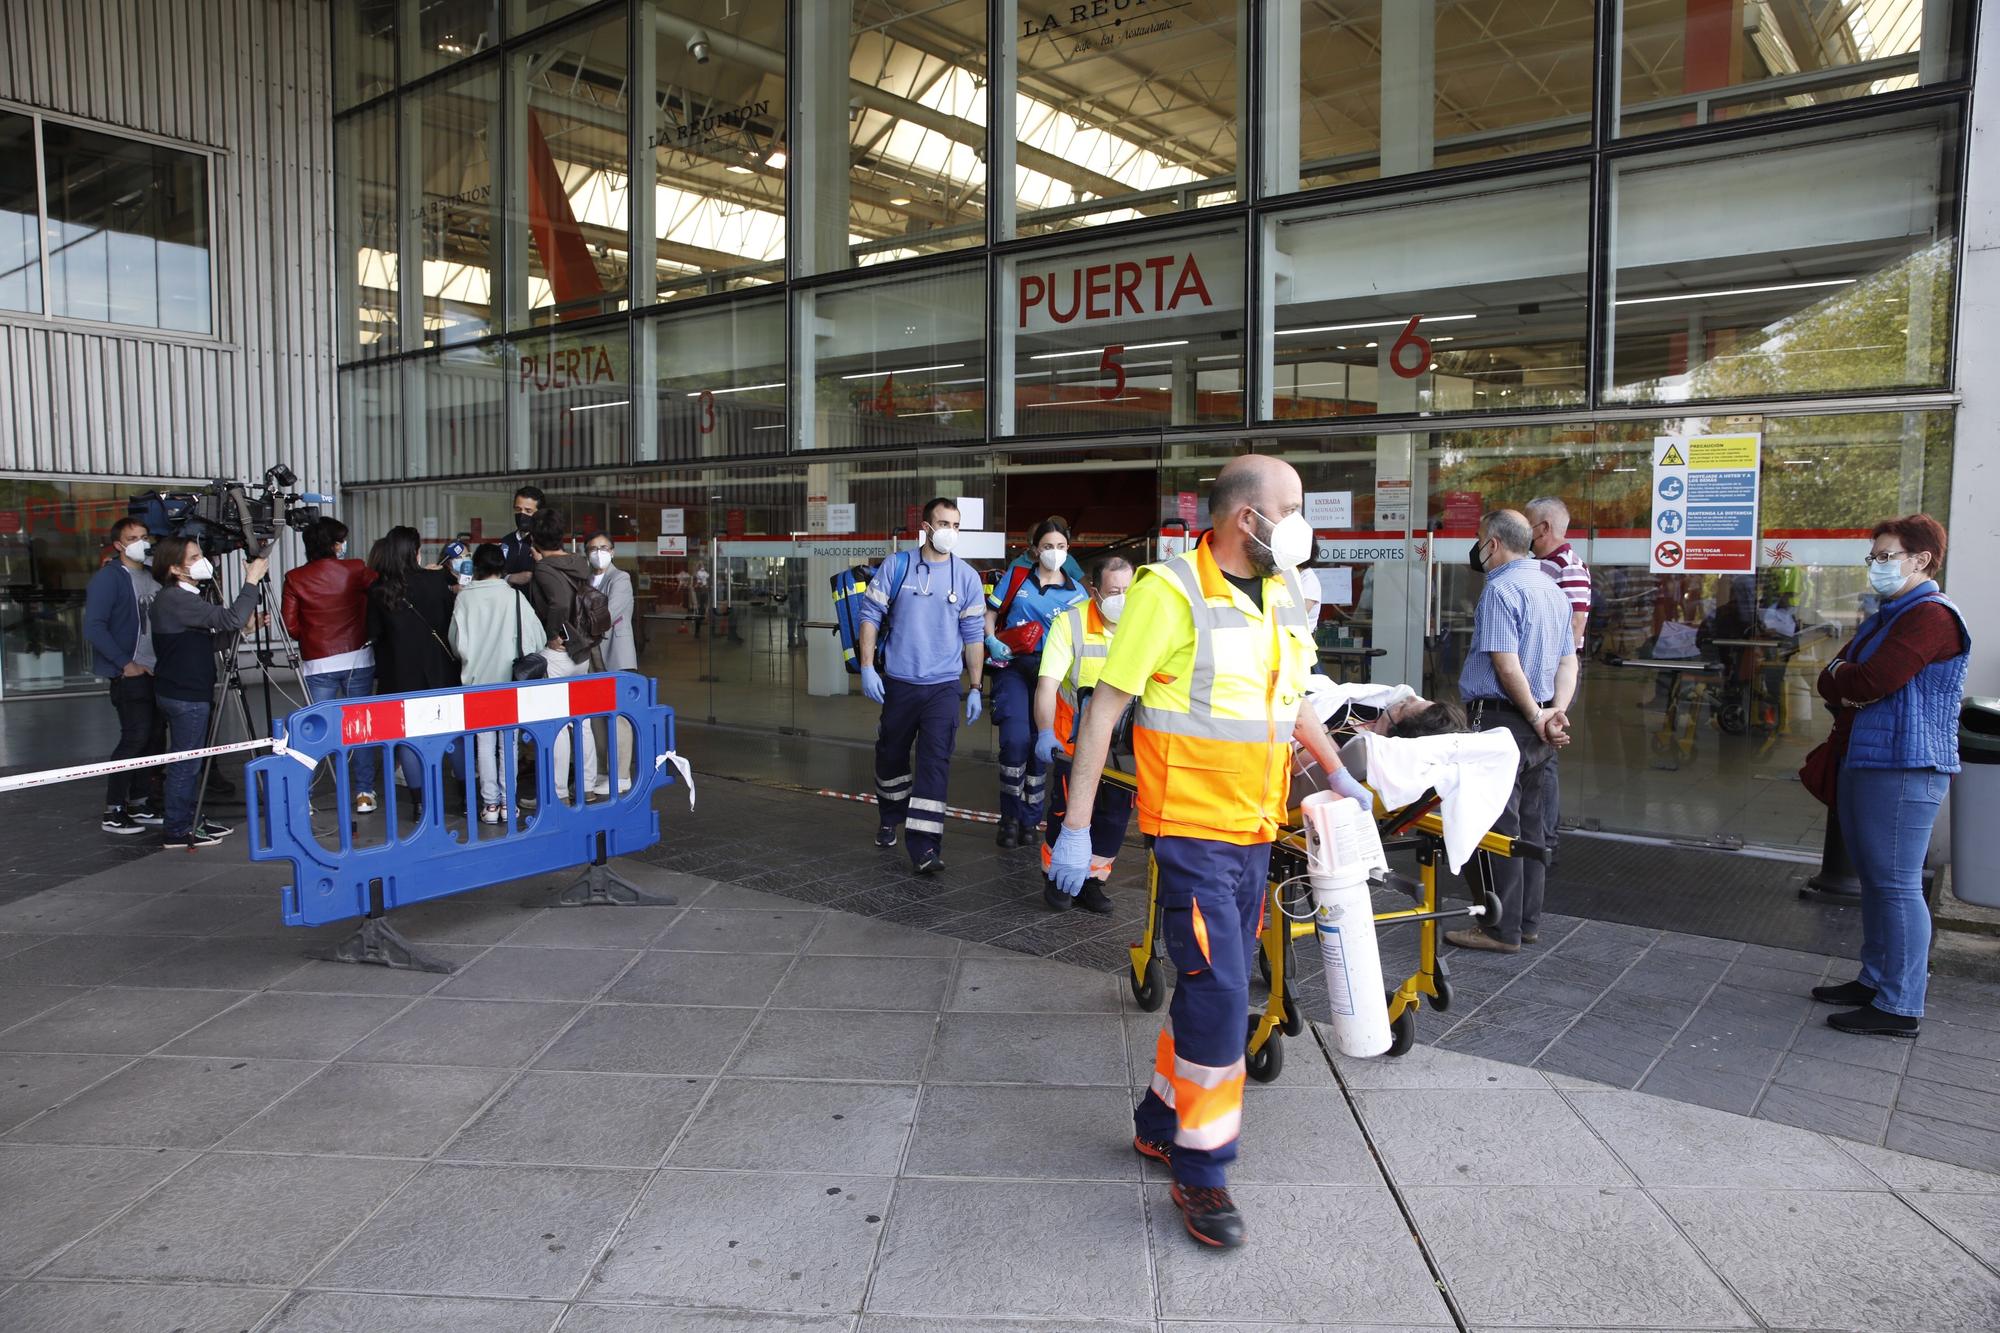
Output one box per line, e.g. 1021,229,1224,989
1033,555,1136,914
1052,454,1368,1250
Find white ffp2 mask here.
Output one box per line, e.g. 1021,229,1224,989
1250,509,1313,570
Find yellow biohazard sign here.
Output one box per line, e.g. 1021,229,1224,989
1658,443,1686,466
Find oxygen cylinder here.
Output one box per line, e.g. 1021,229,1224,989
1299,791,1392,1058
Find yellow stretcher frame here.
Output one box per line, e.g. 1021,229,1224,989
1106,767,1539,1082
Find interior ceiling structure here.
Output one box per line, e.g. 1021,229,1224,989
357,1,1931,326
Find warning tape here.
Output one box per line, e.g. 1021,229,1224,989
0,738,278,795
814,788,1003,825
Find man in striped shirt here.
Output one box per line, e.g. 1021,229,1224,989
1527,496,1591,873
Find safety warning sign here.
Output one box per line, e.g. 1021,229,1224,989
1651,434,1760,574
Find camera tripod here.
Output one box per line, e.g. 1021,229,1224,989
190,570,306,831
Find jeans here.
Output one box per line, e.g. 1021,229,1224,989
1837,764,1948,1017
544,649,598,798
104,673,164,809
155,694,212,837
475,730,521,809
304,666,379,794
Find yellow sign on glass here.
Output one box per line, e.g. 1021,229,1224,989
1687,435,1758,470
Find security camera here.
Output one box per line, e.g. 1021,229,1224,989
687,30,711,64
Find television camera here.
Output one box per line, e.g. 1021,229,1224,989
127,464,329,559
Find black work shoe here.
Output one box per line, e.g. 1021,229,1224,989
1812,979,1878,1006
874,825,899,849
1170,1183,1246,1249
1828,1004,1919,1038
912,854,946,875
995,818,1022,849
102,810,146,836
1076,879,1114,915
1043,878,1073,912
1133,1135,1173,1167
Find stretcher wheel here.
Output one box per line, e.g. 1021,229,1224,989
1431,975,1454,1013
1246,1032,1284,1083
1477,885,1503,928
1386,992,1418,1058
1279,981,1304,1036
1132,958,1166,1012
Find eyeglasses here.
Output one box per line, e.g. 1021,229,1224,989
1862,550,1909,566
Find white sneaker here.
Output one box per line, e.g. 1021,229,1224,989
354,791,378,815
480,804,505,825
590,778,611,797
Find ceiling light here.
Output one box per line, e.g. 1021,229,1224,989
686,381,785,397
1277,314,1479,337
726,164,753,175
566,400,629,413
889,196,912,206
1028,339,1189,362
840,362,964,380
764,150,787,170
1614,279,1855,307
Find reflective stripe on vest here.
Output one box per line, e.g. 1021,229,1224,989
1054,603,1112,750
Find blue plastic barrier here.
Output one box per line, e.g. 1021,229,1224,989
248,671,675,932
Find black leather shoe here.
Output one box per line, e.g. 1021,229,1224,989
1828,1004,1918,1038
1076,879,1114,915
1170,1183,1246,1249
1043,878,1072,912
995,818,1021,849
874,825,898,849
912,854,946,875
1812,979,1877,1006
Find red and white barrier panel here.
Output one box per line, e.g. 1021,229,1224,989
338,678,619,746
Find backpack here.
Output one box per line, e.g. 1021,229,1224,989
830,551,913,675
561,570,614,656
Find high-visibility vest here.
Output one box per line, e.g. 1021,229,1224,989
1050,600,1112,754
1130,538,1316,845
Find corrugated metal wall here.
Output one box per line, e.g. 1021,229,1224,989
0,0,337,493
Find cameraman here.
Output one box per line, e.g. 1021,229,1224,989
282,516,380,815
151,537,269,849
500,485,544,587
84,516,164,834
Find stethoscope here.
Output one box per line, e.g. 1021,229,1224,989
913,554,959,604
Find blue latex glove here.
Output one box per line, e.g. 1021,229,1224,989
1034,728,1060,764
1049,823,1092,896
964,687,983,723
1327,765,1371,807
859,665,886,705
984,633,1013,665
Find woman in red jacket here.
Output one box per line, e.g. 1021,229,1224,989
281,516,378,812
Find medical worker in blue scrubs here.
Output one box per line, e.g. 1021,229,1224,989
985,516,1089,847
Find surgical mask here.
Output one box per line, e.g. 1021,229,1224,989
187,557,214,582
1248,508,1313,572
1099,593,1126,625
1468,539,1488,574
590,549,612,570
335,543,347,560
453,557,473,578
1868,557,1911,597
122,538,150,564
514,512,534,532
1038,547,1065,573
927,525,959,555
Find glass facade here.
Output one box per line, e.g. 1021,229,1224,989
332,0,1976,853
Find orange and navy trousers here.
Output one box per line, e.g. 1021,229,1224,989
1133,834,1271,1188
1039,756,1134,882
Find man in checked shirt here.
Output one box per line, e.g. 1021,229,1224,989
1527,496,1592,870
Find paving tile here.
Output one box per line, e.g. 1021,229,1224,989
805,911,957,957
0,986,251,1056
341,998,584,1068
388,899,543,946
435,946,639,1001
653,909,822,953
5,1055,319,1147
1653,1034,1787,1081
947,956,1124,1014
1463,992,1585,1034
1885,1111,2000,1175
263,1290,565,1333
1410,1184,1755,1329
1503,955,1628,1010
159,991,407,1059
1898,1077,2000,1135
0,1280,285,1333
266,947,483,995
1919,1019,2000,1063
0,934,55,961
1530,1014,1672,1089
771,954,952,1012
0,1143,195,1276
223,1061,511,1156
866,1319,1149,1333
1735,943,1836,975
687,881,813,912
1650,931,1745,959
1209,1086,1383,1185
569,1307,856,1331
926,1012,1127,1086
1907,1047,2000,1097
868,1178,1148,1320
1634,1061,1768,1117
605,950,794,1008
589,1168,892,1312
1772,1051,1902,1106
90,892,261,937
1611,950,1731,1004
0,892,137,933
730,1009,938,1082
0,1053,130,1134
1330,1039,1546,1091
1756,1081,1893,1144
316,1161,646,1299
445,1070,708,1168
1,934,203,986
0,985,86,1035
1903,1191,2000,1270
1836,1139,2000,1193
1356,1088,1631,1187
671,1078,916,1175
1433,1020,1555,1065
501,907,682,950
1789,1016,1915,1073
1657,1186,2000,1330
903,1084,1140,1182
1564,1087,1876,1192
1152,1183,1449,1323
534,1004,755,1076
112,935,322,990
45,1151,416,1284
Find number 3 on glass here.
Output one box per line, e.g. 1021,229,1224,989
1099,343,1126,400
697,389,716,435
1389,316,1430,380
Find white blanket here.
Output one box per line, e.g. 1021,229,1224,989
1302,677,1417,726
1341,729,1522,875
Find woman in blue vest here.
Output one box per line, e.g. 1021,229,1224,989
1812,514,1969,1037
985,517,1088,847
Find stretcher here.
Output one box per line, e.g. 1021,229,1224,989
1108,757,1544,1081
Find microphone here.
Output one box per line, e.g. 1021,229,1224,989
299,493,333,505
